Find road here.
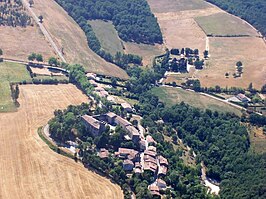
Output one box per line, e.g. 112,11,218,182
21,0,66,62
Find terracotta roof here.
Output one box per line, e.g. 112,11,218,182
82,115,103,130
144,162,157,173
126,125,140,136
149,184,159,192
146,135,156,144
121,102,132,109
106,112,117,118
144,155,157,164
156,179,167,189
99,148,109,158
144,150,157,157
123,159,134,166
148,146,157,152
115,116,131,127
158,165,168,175
158,155,168,166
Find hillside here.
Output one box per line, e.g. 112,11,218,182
206,0,266,37
0,84,123,198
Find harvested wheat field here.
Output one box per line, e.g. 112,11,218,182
0,26,55,61
196,37,266,89
0,84,123,199
147,0,223,56
31,0,128,79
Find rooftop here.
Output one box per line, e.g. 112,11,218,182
115,116,132,127
82,115,103,130
121,102,132,109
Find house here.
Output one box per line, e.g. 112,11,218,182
149,184,161,196
139,139,146,151
144,150,157,158
82,115,105,137
156,179,167,190
123,159,134,171
148,146,157,152
121,102,133,112
144,155,157,164
106,112,117,125
99,148,109,159
125,125,140,143
114,116,131,129
117,148,139,161
146,135,157,145
107,95,115,103
158,165,168,176
236,93,251,103
144,161,158,173
158,155,168,166
86,72,97,80
89,79,98,87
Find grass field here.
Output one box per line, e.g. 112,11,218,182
0,26,55,62
152,86,242,116
195,13,259,36
0,84,123,199
31,0,128,79
0,62,31,112
88,20,123,56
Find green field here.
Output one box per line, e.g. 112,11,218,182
195,13,258,36
0,62,31,112
88,20,124,55
152,86,242,116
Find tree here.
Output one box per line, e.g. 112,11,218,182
111,77,117,87
0,49,3,56
236,61,243,67
225,72,229,78
28,53,36,61
36,54,43,62
261,84,266,94
38,15,43,23
237,65,243,74
203,50,209,58
29,0,34,7
48,57,59,66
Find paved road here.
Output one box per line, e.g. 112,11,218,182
21,0,66,62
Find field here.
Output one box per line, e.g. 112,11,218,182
197,37,266,89
195,13,259,36
31,0,128,79
147,0,266,89
0,62,31,112
0,84,123,199
88,20,124,56
249,126,266,154
152,86,242,116
0,26,55,62
124,42,164,66
147,0,211,13
88,19,164,66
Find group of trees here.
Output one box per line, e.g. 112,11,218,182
28,53,43,62
55,0,162,44
206,0,266,37
0,0,32,27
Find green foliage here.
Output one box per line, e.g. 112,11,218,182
48,57,59,66
55,0,162,44
0,1,31,27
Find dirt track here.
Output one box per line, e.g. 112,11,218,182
0,84,123,199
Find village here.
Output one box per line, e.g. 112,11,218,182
81,111,169,196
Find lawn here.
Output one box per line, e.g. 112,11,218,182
0,62,31,112
88,20,124,56
152,86,242,116
195,13,258,36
